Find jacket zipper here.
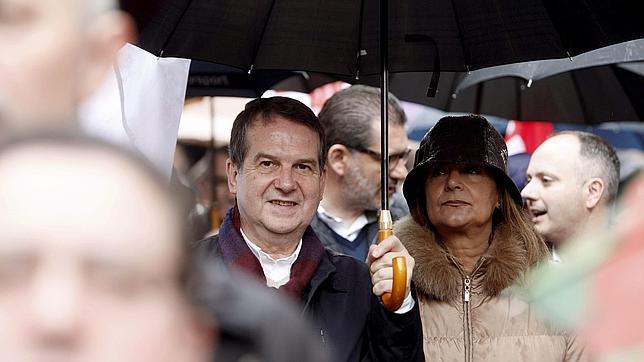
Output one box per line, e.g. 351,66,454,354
463,275,472,362
451,257,485,362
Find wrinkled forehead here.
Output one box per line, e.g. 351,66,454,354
248,115,322,150
0,145,181,267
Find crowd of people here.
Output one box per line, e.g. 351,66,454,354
1,0,641,361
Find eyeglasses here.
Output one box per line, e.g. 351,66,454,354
349,146,412,170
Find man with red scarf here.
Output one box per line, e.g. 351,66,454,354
198,96,422,361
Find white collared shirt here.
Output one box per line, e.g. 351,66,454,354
317,205,369,241
240,228,302,288
551,247,562,263
240,227,415,314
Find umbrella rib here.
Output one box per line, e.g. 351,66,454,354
449,0,471,69
248,0,279,72
159,0,195,57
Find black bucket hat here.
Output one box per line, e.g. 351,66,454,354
402,115,522,214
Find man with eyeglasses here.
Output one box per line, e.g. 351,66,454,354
314,85,411,261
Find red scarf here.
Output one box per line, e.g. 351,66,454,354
217,206,325,300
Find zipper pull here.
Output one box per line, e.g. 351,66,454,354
463,276,471,302
320,329,326,344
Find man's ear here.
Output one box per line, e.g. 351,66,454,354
584,177,605,209
226,158,239,195
77,11,136,101
327,144,351,176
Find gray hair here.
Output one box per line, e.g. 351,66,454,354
318,85,406,150
558,131,620,202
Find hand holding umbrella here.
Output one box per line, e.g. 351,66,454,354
368,229,414,311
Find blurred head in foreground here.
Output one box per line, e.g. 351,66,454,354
0,132,213,361
0,0,134,130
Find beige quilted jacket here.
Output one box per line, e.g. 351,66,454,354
396,216,587,362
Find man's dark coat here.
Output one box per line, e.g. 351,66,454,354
197,218,423,362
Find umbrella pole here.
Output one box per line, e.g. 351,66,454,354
380,0,389,212
378,0,406,312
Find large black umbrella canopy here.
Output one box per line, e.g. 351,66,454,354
130,0,644,76
126,0,644,197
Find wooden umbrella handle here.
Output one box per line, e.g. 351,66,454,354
378,217,407,311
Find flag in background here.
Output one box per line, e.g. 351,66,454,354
504,120,554,156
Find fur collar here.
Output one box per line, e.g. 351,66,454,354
395,216,532,301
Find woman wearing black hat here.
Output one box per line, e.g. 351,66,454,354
395,115,586,361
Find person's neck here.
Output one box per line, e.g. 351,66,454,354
589,204,609,227
440,224,493,274
240,222,302,259
320,196,364,226
553,206,608,247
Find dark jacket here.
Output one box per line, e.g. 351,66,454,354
197,233,423,362
193,260,329,362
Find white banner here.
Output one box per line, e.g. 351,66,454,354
79,43,191,180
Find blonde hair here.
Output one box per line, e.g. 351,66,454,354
496,187,549,265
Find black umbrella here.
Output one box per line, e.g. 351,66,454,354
123,0,644,310
457,39,644,89
445,40,644,123
381,64,644,124
454,64,644,124
129,0,644,75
